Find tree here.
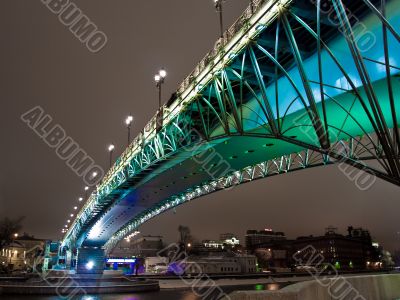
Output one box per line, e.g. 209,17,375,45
0,217,24,250
178,225,191,245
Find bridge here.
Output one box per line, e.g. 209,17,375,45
60,0,400,273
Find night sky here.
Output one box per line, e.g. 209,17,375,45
1,1,399,252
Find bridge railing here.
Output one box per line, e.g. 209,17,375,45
177,0,266,95
97,0,271,191
64,0,282,243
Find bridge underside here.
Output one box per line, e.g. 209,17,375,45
100,77,399,251
62,0,400,257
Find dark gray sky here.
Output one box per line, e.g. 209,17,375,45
1,1,399,252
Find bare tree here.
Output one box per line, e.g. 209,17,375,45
178,225,191,245
0,217,24,250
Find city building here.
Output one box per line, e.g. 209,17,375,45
0,242,26,270
203,240,224,249
144,256,169,274
220,234,240,247
245,229,286,251
110,235,164,258
189,234,241,256
201,234,240,249
0,234,46,271
189,241,226,256
247,226,382,271
292,226,380,270
183,253,257,275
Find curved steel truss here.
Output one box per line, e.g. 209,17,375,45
62,0,400,252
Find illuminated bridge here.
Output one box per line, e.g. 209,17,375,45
61,0,400,273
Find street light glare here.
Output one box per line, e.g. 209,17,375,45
74,206,78,210
125,115,133,126
159,69,167,78
84,186,89,191
92,171,98,178
79,197,83,202
154,74,161,82
108,144,115,152
86,261,95,270
70,214,74,217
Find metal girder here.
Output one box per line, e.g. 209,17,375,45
104,148,333,253
257,35,313,57
231,60,276,77
290,1,336,26
62,0,400,254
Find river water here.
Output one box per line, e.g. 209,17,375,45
1,283,286,300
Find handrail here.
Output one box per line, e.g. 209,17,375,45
98,0,269,191
63,0,279,244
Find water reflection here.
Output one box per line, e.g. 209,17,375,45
254,283,281,291
1,283,289,300
266,283,280,291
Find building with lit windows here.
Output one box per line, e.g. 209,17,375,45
0,234,46,271
292,227,380,270
183,253,257,274
201,234,240,249
110,235,163,258
0,242,26,270
245,229,286,251
247,226,381,271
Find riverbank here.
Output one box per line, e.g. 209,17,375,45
158,275,312,289
224,273,400,300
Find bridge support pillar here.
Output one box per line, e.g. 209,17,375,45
76,247,105,274
65,249,73,269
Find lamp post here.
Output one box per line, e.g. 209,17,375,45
84,186,89,199
154,68,167,109
125,115,133,146
108,144,115,168
214,0,225,38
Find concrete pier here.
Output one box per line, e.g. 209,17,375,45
224,274,400,300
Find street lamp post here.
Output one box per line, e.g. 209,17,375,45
108,144,115,168
214,0,224,38
84,186,89,199
154,69,167,109
125,115,133,146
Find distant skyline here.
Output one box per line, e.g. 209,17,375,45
1,1,399,253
